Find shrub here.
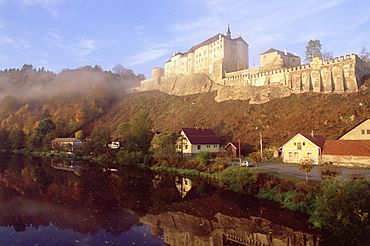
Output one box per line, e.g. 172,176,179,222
311,180,370,244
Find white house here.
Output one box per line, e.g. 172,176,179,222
177,128,221,156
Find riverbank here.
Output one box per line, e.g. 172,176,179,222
8,149,370,244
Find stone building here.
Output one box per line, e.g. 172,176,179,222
164,25,249,81
140,26,370,102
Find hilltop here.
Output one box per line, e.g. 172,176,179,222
83,77,370,152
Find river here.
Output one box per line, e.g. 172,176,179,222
0,153,362,245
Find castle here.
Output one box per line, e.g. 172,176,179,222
140,26,370,103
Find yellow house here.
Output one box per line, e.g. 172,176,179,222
280,133,326,164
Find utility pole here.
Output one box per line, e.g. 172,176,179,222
256,127,263,159
259,131,263,159
238,138,242,164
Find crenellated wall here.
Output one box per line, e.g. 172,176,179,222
220,53,370,93
139,53,370,103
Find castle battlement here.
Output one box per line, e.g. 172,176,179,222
139,27,370,101
219,53,370,93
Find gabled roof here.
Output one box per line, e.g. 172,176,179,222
323,140,370,156
338,119,370,139
181,128,221,144
280,133,326,149
224,142,244,149
301,134,326,149
261,48,299,58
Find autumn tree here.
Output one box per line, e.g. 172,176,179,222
305,39,322,63
249,152,262,167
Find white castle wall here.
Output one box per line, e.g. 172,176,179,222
219,53,370,93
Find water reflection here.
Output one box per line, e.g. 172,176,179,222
0,153,343,245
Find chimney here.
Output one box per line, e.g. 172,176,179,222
284,48,288,56
311,130,314,137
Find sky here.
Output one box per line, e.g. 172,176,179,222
0,0,369,78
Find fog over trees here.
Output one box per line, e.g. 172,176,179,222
0,64,144,148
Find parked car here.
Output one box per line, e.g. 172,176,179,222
240,160,254,167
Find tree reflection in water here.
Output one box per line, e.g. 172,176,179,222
0,153,363,245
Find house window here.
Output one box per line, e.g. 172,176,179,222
288,152,292,159
303,142,305,146
185,145,188,150
297,142,302,150
197,145,201,150
362,129,365,134
214,145,218,148
207,145,210,148
294,142,296,146
294,152,298,160
367,129,370,134
307,152,312,159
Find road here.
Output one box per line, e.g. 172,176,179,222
233,162,370,181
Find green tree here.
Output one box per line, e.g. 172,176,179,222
35,119,56,140
249,151,262,167
116,110,154,153
305,39,322,63
311,180,370,244
298,159,314,180
150,132,181,166
196,151,211,168
0,129,9,149
91,126,111,155
9,128,25,150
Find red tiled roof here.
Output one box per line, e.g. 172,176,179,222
323,140,370,156
182,128,221,144
301,134,326,149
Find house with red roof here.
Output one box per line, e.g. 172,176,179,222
321,119,370,167
280,133,326,164
177,128,221,156
322,140,370,167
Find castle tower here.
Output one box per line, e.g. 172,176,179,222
226,24,231,38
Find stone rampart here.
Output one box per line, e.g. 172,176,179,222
139,54,370,103
220,54,370,93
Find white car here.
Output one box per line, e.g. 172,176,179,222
240,160,254,167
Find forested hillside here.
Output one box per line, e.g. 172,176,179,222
1,64,370,153
84,77,370,152
0,64,144,148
